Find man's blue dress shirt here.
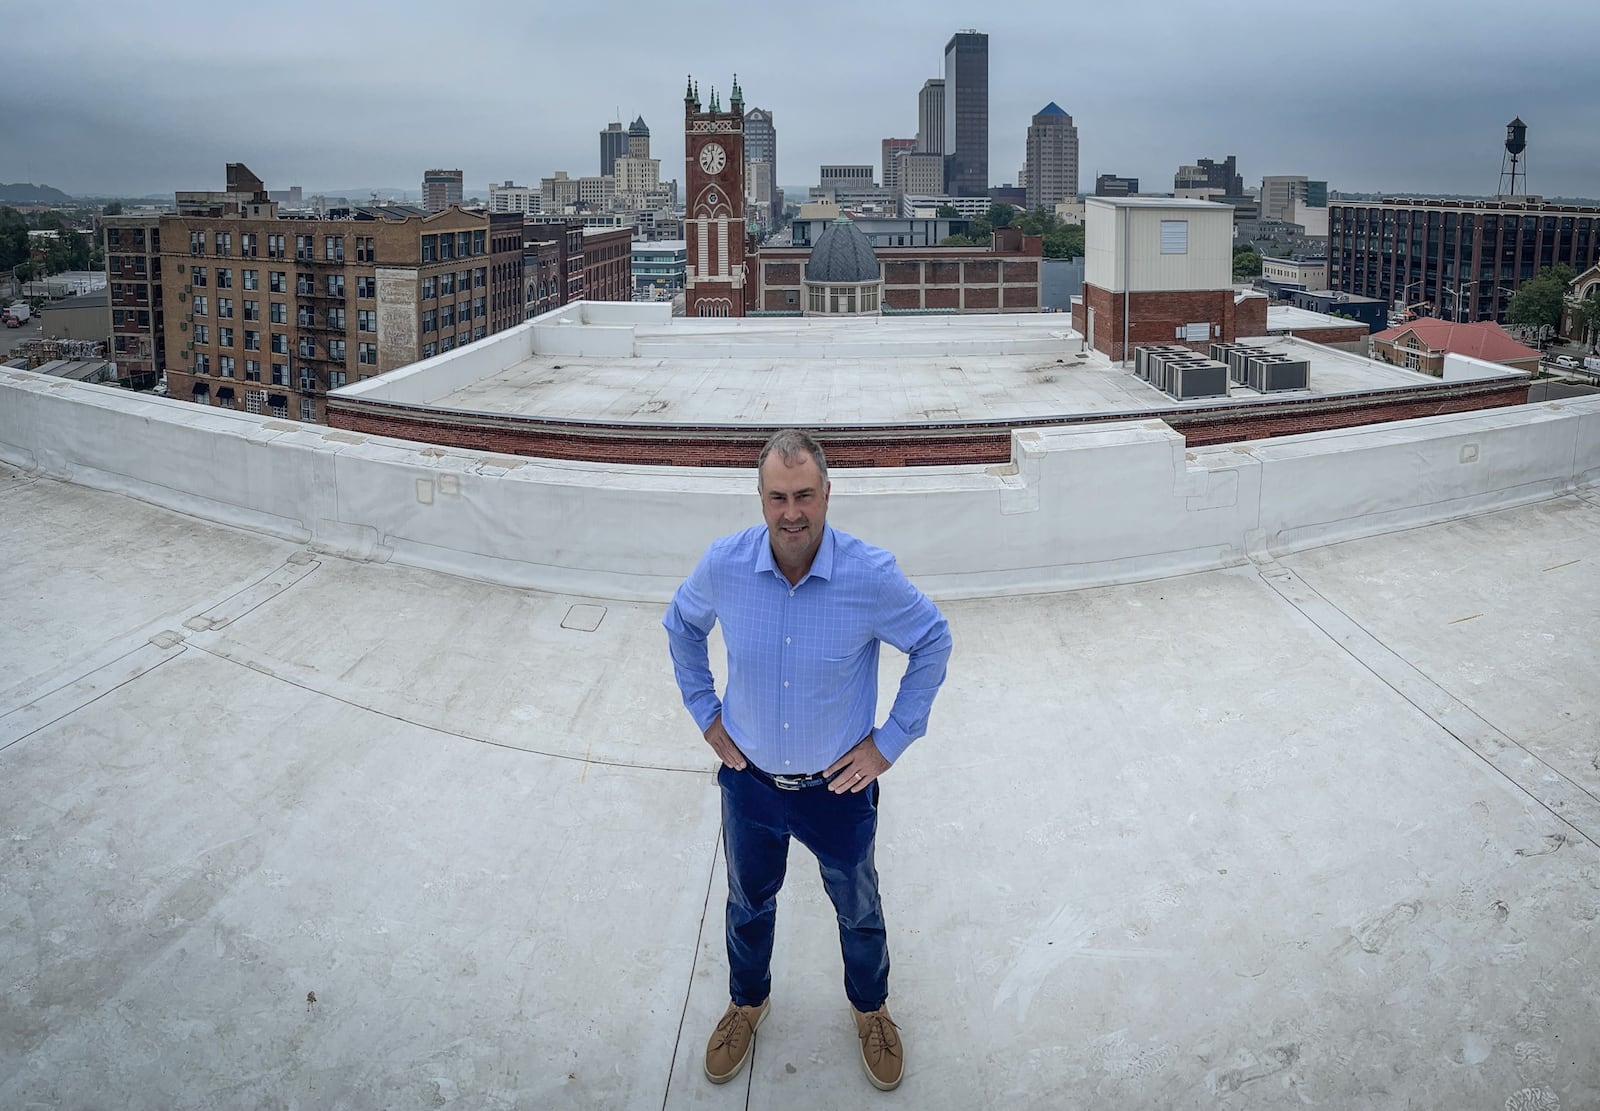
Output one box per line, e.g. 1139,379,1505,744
663,524,952,773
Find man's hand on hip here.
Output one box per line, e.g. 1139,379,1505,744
824,734,890,793
704,715,748,770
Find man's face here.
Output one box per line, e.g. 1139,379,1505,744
759,452,830,568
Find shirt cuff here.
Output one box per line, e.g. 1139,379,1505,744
690,696,722,735
873,722,913,764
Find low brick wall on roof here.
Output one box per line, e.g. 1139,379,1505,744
327,378,1531,467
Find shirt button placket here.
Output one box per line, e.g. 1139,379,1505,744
780,587,792,766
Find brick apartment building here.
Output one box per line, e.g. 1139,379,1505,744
104,215,166,388
582,227,633,303
525,238,565,318
523,223,633,314
156,164,523,423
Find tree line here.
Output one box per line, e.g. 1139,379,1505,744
1,206,105,281
937,203,1085,259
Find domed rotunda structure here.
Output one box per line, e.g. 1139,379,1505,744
802,215,883,315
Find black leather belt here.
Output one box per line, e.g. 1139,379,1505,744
746,764,829,791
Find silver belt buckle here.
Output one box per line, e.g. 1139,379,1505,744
772,773,809,790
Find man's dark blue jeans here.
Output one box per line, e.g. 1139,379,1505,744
718,763,889,1014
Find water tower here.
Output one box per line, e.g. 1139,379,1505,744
1499,118,1527,196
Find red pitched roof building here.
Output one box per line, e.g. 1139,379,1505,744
1369,319,1541,376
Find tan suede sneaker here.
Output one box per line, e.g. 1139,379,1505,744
704,998,769,1084
853,1004,904,1091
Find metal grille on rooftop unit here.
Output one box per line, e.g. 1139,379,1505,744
1135,345,1229,400
1210,342,1309,392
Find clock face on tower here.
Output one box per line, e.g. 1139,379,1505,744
698,142,727,175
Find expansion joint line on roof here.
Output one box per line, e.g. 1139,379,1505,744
1255,560,1600,851
0,637,187,755
178,638,711,779
657,832,728,1111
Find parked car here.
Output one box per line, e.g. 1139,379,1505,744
1552,354,1580,369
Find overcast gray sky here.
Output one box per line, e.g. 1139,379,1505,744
6,0,1596,200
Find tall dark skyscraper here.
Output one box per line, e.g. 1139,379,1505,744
600,121,628,177
942,30,988,197
744,107,776,187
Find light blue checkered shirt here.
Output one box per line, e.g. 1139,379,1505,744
663,524,952,774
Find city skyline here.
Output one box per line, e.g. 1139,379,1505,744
6,0,1596,202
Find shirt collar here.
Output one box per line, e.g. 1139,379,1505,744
754,524,835,585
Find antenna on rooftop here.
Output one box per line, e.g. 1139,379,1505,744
1499,117,1527,196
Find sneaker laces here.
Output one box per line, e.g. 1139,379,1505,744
861,1012,900,1059
711,1007,755,1051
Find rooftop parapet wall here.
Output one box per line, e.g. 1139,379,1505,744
2,370,1596,603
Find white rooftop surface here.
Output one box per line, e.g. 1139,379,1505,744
1265,304,1366,333
382,311,1445,426
4,375,1600,1109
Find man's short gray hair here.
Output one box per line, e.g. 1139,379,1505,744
757,428,828,485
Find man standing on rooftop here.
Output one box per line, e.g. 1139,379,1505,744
663,428,953,1093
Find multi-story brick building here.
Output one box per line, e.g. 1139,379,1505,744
525,238,565,318
157,164,523,423
582,227,633,303
753,225,1043,313
104,215,165,389
1329,197,1600,323
522,221,632,311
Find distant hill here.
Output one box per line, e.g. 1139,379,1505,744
0,182,73,204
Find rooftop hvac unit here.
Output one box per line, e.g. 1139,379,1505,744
1144,350,1229,399
1168,358,1230,400
1226,345,1279,382
1243,353,1310,392
1135,343,1191,380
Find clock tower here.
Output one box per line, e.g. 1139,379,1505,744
683,75,748,318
